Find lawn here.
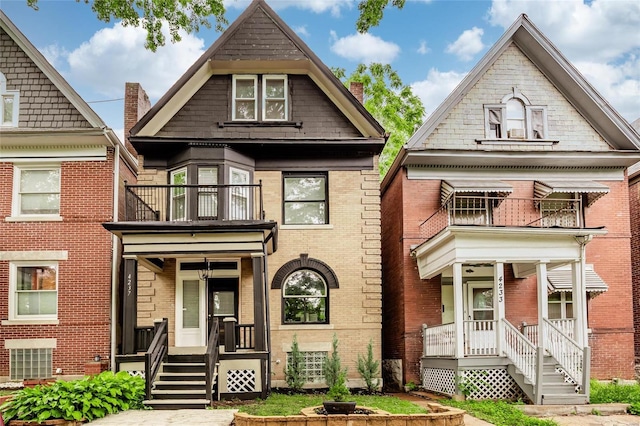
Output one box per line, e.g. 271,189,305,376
443,400,559,426
590,380,640,415
229,392,428,416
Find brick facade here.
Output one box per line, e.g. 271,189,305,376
630,177,640,359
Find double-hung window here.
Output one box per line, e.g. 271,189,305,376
283,173,327,225
484,89,547,140
10,262,58,320
170,168,187,221
232,75,288,121
13,166,61,217
1,72,19,127
548,292,573,320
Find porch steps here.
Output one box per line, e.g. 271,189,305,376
508,355,587,405
144,354,216,410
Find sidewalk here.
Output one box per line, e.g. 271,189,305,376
86,409,237,425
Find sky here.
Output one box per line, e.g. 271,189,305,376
2,0,639,142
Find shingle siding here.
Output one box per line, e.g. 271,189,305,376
0,28,92,129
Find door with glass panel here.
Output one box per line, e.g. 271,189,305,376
229,168,250,220
170,168,187,221
464,282,496,355
207,278,239,347
176,279,205,347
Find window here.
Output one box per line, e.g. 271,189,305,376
13,166,60,217
198,167,218,219
232,75,288,121
540,192,579,227
483,89,547,140
450,192,490,225
283,270,328,324
10,348,52,380
286,351,327,383
283,173,328,225
1,72,19,127
10,263,58,320
170,168,187,221
548,292,573,319
229,167,250,220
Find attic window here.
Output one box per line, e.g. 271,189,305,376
232,75,288,122
1,72,19,127
483,89,547,140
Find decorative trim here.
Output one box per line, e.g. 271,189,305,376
0,251,68,261
5,216,63,222
5,338,57,349
475,139,558,145
271,254,339,289
1,320,60,326
218,121,303,128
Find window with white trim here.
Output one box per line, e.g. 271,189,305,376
1,72,19,127
10,348,52,379
548,292,573,319
282,269,328,324
10,262,58,320
232,75,288,121
283,173,328,225
286,351,327,383
13,165,61,217
484,89,547,140
540,192,580,227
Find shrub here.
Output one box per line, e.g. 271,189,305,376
1,371,145,423
629,402,640,415
323,333,347,389
284,334,305,392
357,339,380,394
589,379,640,404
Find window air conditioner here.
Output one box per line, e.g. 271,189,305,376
508,128,525,139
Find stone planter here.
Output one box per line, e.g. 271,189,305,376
8,420,84,426
322,400,357,414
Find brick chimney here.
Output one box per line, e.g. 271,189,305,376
349,81,364,105
124,82,151,157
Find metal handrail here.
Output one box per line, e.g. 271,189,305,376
144,318,168,399
205,319,220,403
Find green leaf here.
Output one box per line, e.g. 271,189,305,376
72,410,83,421
37,410,51,421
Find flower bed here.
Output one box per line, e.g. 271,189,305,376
234,402,465,426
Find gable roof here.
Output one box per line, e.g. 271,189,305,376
406,14,640,152
132,0,384,138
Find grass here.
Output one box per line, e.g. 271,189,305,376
231,392,428,416
590,379,640,415
443,400,559,426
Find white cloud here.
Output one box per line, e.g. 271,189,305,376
330,32,400,64
40,43,69,69
488,0,640,121
293,25,309,38
411,69,466,116
445,27,484,61
226,0,353,17
417,40,430,55
66,23,205,100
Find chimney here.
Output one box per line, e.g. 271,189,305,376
124,82,151,157
349,81,364,105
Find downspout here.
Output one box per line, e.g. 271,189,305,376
263,241,271,394
110,142,120,371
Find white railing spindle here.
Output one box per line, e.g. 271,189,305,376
543,318,583,387
502,319,537,385
463,320,498,356
422,323,456,357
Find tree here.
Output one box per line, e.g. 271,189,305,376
356,0,405,33
285,334,305,392
26,0,227,52
335,63,425,177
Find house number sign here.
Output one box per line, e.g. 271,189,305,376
498,276,504,303
127,273,132,297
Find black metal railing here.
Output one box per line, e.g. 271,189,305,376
134,326,155,352
124,182,264,222
419,195,583,241
236,324,255,350
205,319,220,402
145,318,168,399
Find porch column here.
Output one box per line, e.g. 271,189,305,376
122,258,138,355
494,262,505,355
571,261,587,347
453,262,465,358
252,253,266,351
536,262,549,353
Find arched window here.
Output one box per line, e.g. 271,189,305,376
506,98,525,138
283,270,327,324
483,88,547,140
272,254,338,324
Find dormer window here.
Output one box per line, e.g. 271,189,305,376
484,88,547,140
232,74,288,121
1,72,19,127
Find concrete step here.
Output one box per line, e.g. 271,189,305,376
143,399,210,410
542,373,568,384
540,393,588,405
541,383,577,394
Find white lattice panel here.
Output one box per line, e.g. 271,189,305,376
227,369,256,393
555,367,581,392
126,370,145,379
460,368,526,401
422,368,456,396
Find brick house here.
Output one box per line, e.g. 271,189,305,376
629,119,640,368
380,14,640,404
0,11,137,381
104,0,385,407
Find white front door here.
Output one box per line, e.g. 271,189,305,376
176,278,206,347
464,282,496,355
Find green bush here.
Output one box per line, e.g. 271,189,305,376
323,333,347,389
284,334,305,392
629,402,640,415
357,340,380,394
1,371,145,423
589,379,640,405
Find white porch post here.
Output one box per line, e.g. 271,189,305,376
536,262,549,353
494,262,505,355
453,262,465,358
571,261,588,347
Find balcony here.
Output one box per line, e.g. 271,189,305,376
124,182,264,222
419,195,583,241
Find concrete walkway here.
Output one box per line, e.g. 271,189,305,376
86,409,237,425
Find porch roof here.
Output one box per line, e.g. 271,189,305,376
547,264,608,295
441,179,513,204
534,180,609,207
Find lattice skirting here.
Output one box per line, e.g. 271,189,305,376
422,368,456,396
459,368,526,401
556,367,581,393
227,369,256,393
126,370,145,379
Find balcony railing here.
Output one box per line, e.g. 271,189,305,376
419,195,583,241
124,182,264,222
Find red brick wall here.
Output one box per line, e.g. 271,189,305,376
0,150,116,377
630,177,640,359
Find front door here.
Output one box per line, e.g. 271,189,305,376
208,278,239,343
176,278,206,347
464,282,496,355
